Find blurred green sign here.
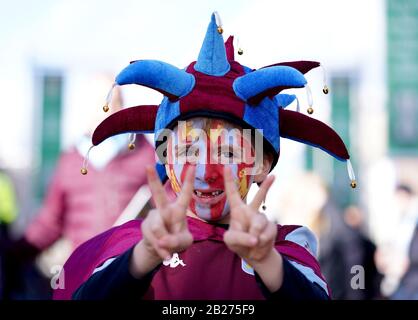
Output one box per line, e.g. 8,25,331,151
387,0,418,153
36,74,62,200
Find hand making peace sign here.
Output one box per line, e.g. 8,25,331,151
222,166,277,264
139,165,196,261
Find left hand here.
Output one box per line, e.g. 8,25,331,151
223,166,277,266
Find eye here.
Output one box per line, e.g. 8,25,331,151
222,151,234,158
218,146,240,162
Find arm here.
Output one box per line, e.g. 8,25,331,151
254,256,329,300
74,165,196,300
72,246,160,300
223,167,329,299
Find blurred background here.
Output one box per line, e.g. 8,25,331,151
0,0,417,300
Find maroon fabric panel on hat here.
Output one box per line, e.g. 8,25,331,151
262,60,320,75
225,36,235,61
279,109,349,160
180,61,245,118
92,105,158,146
248,85,295,106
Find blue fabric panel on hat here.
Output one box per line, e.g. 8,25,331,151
154,98,180,139
241,65,253,74
233,66,307,101
275,94,297,108
243,98,280,151
115,60,195,98
154,98,180,142
194,13,230,76
155,162,168,183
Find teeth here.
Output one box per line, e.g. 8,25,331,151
194,190,223,197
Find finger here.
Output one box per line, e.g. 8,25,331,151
154,245,172,261
223,166,243,210
158,232,193,250
142,221,171,260
176,165,196,211
229,215,245,232
249,175,275,211
258,223,277,247
149,218,169,240
146,165,168,210
249,214,268,239
224,230,258,248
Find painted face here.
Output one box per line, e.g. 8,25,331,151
165,117,258,222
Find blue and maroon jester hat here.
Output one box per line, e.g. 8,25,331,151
88,12,356,188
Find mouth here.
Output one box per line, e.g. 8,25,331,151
194,189,223,198
192,188,225,205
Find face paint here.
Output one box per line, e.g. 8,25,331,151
166,117,257,222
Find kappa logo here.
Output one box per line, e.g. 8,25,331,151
163,253,186,268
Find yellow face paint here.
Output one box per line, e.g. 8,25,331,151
238,168,249,198
169,168,182,193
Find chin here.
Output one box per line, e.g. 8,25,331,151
190,198,228,222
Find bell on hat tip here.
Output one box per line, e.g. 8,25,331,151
350,180,357,188
238,48,244,55
103,104,110,112
323,86,329,94
128,143,135,150
81,167,88,175
307,107,314,115
217,26,223,34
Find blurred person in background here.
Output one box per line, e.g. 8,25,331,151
276,172,381,299
376,184,418,299
317,201,381,300
3,85,156,299
0,168,18,299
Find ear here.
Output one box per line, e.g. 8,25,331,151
253,152,274,184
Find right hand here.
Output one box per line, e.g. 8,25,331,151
130,165,195,277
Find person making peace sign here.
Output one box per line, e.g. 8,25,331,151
54,13,355,300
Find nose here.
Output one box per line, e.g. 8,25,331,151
195,164,221,184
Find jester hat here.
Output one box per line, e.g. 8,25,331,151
88,13,356,187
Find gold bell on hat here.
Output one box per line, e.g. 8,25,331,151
103,104,110,112
350,180,357,188
80,167,88,175
128,143,135,150
323,86,329,94
217,26,223,34
307,107,314,115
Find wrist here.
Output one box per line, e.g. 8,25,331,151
249,248,280,270
129,240,162,279
250,249,284,293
